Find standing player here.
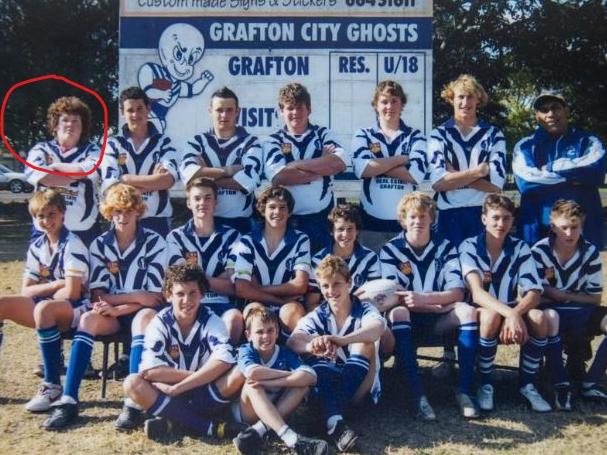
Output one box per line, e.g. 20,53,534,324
0,189,89,411
41,184,167,430
24,96,101,244
351,79,427,251
167,177,243,343
264,82,349,250
232,307,328,455
306,204,381,311
102,86,178,236
233,186,311,338
459,194,552,412
512,90,606,250
123,264,245,441
532,200,607,407
380,192,479,419
288,255,386,453
180,87,263,234
426,74,507,371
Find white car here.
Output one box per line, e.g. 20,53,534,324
0,163,34,193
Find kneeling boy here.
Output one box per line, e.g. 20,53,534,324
288,256,386,453
233,307,327,455
124,264,245,440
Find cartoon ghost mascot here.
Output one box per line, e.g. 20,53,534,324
138,23,214,131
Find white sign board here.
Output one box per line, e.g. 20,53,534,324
119,0,432,157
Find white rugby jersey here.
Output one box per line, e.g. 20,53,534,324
89,225,166,294
140,305,236,372
24,227,89,285
309,242,381,294
459,234,543,304
232,226,311,286
180,127,263,219
427,119,507,210
352,121,427,221
167,221,239,306
264,124,349,215
380,233,463,292
25,140,100,232
102,124,178,219
292,297,386,403
531,236,602,296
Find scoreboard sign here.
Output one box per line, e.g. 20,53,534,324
119,0,432,152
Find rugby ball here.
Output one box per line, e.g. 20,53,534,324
356,279,400,312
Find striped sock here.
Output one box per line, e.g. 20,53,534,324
63,331,94,401
37,326,62,385
457,322,478,394
313,360,342,420
519,336,547,387
478,337,498,385
338,354,370,408
129,335,145,374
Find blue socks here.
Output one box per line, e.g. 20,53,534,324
585,336,607,385
129,334,145,374
392,320,423,401
37,326,62,385
457,322,478,394
544,335,569,385
519,336,547,387
478,337,498,385
313,361,342,420
63,331,94,401
338,354,370,408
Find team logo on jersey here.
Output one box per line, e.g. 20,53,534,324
564,146,577,158
185,251,198,266
169,344,180,360
45,154,54,165
107,261,120,275
118,153,128,165
286,257,295,271
281,143,292,155
434,258,444,270
39,265,51,279
482,271,492,284
399,261,412,275
138,257,148,270
545,267,556,285
370,143,381,154
153,151,161,163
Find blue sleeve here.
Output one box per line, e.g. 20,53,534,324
238,343,260,377
547,134,606,185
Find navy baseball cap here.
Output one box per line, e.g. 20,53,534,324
533,90,567,110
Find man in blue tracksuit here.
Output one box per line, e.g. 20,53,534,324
512,91,606,250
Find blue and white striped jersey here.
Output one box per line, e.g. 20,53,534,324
352,121,427,221
459,234,543,304
531,236,602,297
264,125,349,215
25,140,100,232
167,221,239,306
292,297,386,403
427,119,507,210
140,305,236,372
89,225,167,294
309,242,382,294
24,227,89,285
180,127,263,219
102,123,178,219
232,226,311,286
380,233,463,292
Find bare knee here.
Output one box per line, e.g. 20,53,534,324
131,308,157,335
527,309,548,336
78,311,105,335
479,310,502,337
453,303,476,323
279,302,305,333
544,309,560,336
124,373,149,404
388,306,410,323
223,310,244,344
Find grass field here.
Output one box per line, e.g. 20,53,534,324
1,208,607,454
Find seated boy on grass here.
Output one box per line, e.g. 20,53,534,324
0,189,89,412
532,199,607,409
288,255,386,453
232,306,328,455
124,264,245,440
